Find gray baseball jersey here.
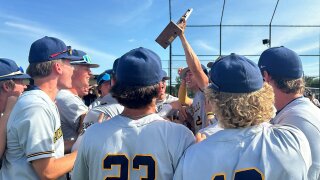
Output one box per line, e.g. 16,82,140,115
1,90,65,180
173,122,311,180
71,97,124,152
88,96,102,109
85,100,124,123
156,94,179,118
56,89,88,140
89,94,118,109
72,113,195,180
271,97,320,180
72,95,179,152
198,117,223,136
187,90,206,133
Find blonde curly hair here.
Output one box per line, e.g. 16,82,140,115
205,83,275,128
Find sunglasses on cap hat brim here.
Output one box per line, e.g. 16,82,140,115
71,54,99,68
49,46,72,58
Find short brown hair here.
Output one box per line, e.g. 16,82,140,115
26,59,62,78
111,82,159,109
272,76,305,94
205,83,275,128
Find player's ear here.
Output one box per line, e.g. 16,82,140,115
1,82,10,92
263,71,271,83
52,61,63,75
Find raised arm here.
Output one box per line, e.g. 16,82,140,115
178,19,209,89
178,68,193,106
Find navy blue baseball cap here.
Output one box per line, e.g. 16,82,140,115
116,47,162,86
97,71,111,86
258,46,303,79
207,56,225,68
70,50,99,68
104,69,114,76
162,70,170,80
0,58,31,81
112,58,119,75
180,64,208,79
209,53,263,93
28,36,82,63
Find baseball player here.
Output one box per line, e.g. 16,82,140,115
88,58,119,109
81,60,123,121
156,70,180,119
0,58,30,165
71,69,119,152
173,53,311,180
88,70,112,109
72,47,195,180
72,69,179,151
258,46,320,180
55,49,99,153
1,36,80,179
178,19,209,134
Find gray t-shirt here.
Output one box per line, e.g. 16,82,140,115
56,89,88,140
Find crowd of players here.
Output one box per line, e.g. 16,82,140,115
0,19,320,180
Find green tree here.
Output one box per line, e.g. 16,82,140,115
305,76,320,88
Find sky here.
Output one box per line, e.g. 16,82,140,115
0,0,319,84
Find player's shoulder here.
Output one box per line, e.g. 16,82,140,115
102,103,124,117
267,123,296,134
56,89,83,105
199,122,223,136
281,97,320,115
90,103,110,113
151,118,194,137
274,99,320,129
263,123,309,147
56,89,72,99
17,90,52,108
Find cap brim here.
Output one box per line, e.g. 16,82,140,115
180,67,190,79
70,62,100,68
208,82,219,91
15,73,31,79
105,69,114,75
61,55,83,61
162,76,170,80
0,73,31,81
